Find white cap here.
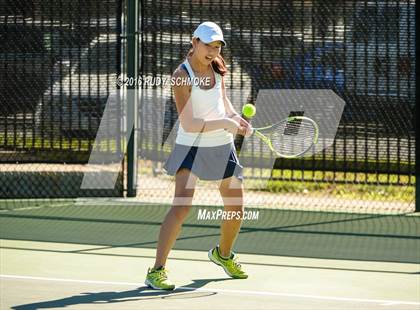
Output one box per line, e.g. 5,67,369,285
193,21,226,46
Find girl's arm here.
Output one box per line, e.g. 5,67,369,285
221,76,252,136
221,76,240,118
172,67,240,134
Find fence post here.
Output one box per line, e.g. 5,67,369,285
126,0,139,197
416,41,419,212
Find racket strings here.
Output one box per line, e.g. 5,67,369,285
270,120,316,156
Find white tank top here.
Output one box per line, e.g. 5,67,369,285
175,59,233,147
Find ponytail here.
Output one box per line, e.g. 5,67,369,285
211,55,228,76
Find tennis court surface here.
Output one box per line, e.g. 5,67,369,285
1,199,419,310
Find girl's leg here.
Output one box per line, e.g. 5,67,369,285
154,168,197,268
217,176,244,257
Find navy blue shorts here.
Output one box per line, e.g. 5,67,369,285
163,142,243,181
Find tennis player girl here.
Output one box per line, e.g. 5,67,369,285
145,22,252,290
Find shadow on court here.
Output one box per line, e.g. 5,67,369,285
11,278,229,309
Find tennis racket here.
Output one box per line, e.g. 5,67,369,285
250,116,319,158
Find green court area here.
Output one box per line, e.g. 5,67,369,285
1,199,419,309
1,199,419,263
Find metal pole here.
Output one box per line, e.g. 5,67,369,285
415,2,419,212
416,51,419,212
126,0,138,197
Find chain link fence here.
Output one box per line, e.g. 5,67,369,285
0,0,124,197
0,0,416,212
137,0,415,212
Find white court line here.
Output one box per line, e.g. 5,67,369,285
1,274,419,307
0,203,75,213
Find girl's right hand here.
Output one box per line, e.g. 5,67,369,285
224,118,247,136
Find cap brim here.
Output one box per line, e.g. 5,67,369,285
201,34,226,46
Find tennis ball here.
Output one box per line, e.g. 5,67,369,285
242,104,256,118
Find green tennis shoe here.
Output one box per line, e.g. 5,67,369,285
208,246,248,279
145,266,175,290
